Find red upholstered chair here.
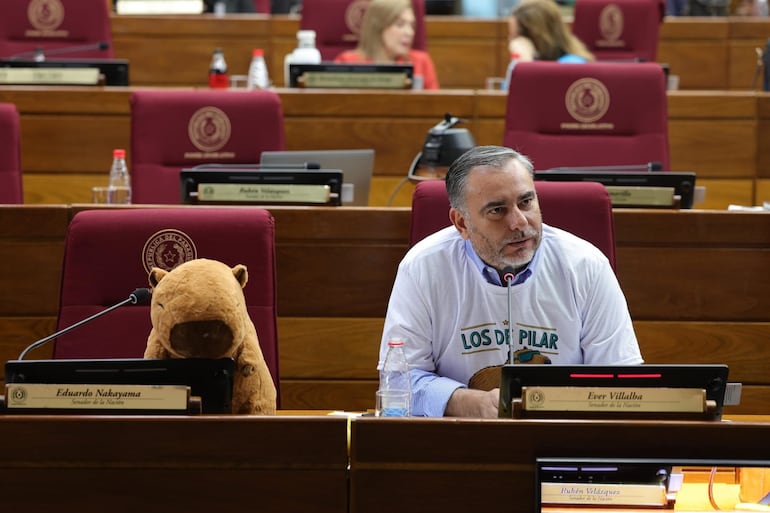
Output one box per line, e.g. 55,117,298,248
0,103,23,204
504,61,669,171
409,179,616,271
53,207,281,403
299,0,427,61
571,0,665,63
253,0,271,11
0,0,113,59
130,89,285,204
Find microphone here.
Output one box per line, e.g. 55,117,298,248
7,41,110,62
503,265,516,364
17,288,151,360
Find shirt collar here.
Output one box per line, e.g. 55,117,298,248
463,238,539,286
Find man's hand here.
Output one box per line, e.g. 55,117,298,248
445,387,499,418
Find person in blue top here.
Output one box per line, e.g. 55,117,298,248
508,0,595,63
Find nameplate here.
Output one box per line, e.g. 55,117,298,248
5,383,190,411
197,183,332,204
297,71,410,89
541,482,668,507
606,186,675,207
0,68,100,85
522,386,706,413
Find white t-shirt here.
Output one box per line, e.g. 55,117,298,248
379,224,643,416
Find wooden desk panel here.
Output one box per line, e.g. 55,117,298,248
350,418,770,513
658,17,730,90
0,415,349,513
1,87,765,208
1,206,769,414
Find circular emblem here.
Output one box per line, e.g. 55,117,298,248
11,386,28,403
344,0,371,39
142,229,197,274
187,106,231,153
27,0,65,32
599,4,624,43
565,78,610,124
528,389,545,406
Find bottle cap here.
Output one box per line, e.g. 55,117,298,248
297,30,316,41
113,149,126,159
252,48,264,57
387,339,405,347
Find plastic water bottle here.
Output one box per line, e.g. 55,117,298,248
284,30,322,86
502,52,519,92
108,148,131,204
247,48,270,90
209,48,229,89
378,339,411,417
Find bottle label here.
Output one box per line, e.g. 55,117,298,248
209,73,229,89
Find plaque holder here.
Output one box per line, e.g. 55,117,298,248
509,385,719,421
0,384,203,416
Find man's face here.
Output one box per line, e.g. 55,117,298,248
449,160,543,272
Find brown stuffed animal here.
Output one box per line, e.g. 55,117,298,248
144,258,277,414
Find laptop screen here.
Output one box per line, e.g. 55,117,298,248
260,149,375,206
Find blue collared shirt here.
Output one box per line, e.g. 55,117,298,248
463,239,536,286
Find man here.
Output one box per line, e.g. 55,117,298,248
379,145,642,418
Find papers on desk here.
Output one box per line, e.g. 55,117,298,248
728,202,770,212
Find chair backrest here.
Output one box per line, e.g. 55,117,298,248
299,0,427,61
409,179,616,270
53,207,280,401
253,0,271,11
0,103,23,204
572,0,665,63
504,61,669,171
0,0,114,59
130,89,286,204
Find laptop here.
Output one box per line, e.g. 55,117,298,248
4,357,235,414
261,149,375,206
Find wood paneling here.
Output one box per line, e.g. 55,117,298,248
0,415,349,513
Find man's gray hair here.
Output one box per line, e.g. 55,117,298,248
445,146,534,212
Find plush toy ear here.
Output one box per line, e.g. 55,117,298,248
232,264,248,289
148,267,168,289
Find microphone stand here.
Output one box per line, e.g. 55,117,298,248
503,266,516,364
8,41,110,62
18,288,150,360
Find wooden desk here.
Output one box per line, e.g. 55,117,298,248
350,417,770,513
0,414,349,513
1,206,769,414
108,14,770,91
0,87,764,209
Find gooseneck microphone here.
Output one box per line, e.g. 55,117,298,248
17,288,151,360
8,40,110,62
503,266,516,365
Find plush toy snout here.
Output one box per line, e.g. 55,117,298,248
169,319,234,358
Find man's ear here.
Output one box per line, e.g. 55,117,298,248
449,207,471,240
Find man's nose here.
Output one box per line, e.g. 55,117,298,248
507,208,528,230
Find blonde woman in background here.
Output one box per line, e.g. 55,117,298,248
334,0,439,89
509,0,595,63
